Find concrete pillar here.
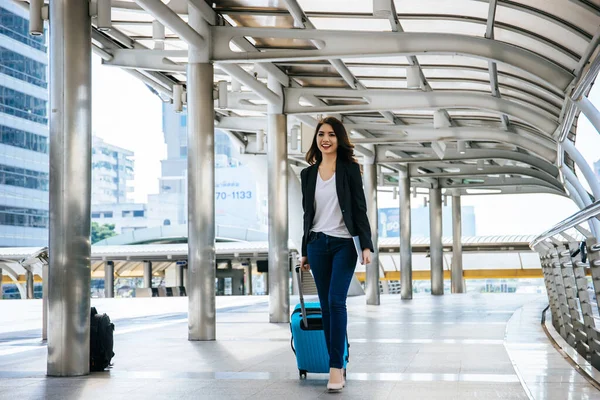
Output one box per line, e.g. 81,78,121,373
363,160,380,305
187,5,215,341
47,0,92,376
245,263,253,295
267,74,290,322
399,168,412,299
429,186,444,295
451,195,465,293
104,261,114,298
143,261,152,288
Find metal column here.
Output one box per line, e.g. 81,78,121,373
398,168,412,299
0,267,2,299
363,160,380,305
42,263,48,340
451,194,464,293
187,6,215,340
267,74,289,323
429,186,444,295
246,263,253,295
47,0,92,376
26,270,34,299
176,264,185,287
104,261,114,298
143,261,152,288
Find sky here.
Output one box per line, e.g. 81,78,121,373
92,56,600,236
91,55,166,204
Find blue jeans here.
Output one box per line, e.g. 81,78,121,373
307,231,357,369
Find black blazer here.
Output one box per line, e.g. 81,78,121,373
300,158,374,257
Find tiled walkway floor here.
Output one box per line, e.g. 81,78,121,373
0,293,598,399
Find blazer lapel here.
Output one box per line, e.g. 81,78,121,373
307,164,318,214
335,158,345,208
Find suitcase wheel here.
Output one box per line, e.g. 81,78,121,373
299,370,307,379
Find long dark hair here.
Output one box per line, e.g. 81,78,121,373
305,116,357,165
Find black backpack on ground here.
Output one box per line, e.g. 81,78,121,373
90,307,115,371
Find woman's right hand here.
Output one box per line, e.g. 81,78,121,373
300,256,310,272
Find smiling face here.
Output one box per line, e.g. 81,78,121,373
316,123,338,155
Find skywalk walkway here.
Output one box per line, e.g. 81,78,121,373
1,293,597,400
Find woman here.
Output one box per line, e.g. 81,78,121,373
299,116,374,391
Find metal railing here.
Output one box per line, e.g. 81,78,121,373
530,200,600,369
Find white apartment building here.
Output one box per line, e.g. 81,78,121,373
91,202,147,235
92,135,134,205
0,0,49,246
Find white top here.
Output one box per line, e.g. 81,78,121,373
311,172,352,238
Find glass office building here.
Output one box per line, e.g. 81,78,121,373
0,0,49,246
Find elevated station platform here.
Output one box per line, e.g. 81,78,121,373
1,293,598,400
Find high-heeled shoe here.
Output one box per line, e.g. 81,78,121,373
327,369,345,391
327,380,344,391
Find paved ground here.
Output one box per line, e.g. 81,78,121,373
0,293,598,399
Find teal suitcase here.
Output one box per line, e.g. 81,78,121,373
290,267,348,379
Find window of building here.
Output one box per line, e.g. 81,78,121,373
163,219,171,226
133,210,144,217
122,210,131,217
180,146,187,157
91,212,101,218
0,85,47,124
0,7,47,52
0,46,47,88
104,212,113,218
180,115,187,127
0,205,48,228
0,125,48,153
92,161,115,170
0,163,48,191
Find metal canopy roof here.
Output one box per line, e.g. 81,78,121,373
0,234,537,281
46,0,600,197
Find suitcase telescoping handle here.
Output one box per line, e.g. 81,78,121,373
295,266,308,329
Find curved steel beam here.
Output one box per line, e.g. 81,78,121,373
285,61,564,98
349,124,556,159
116,261,141,276
563,167,600,238
563,140,600,200
0,262,26,299
434,176,564,192
284,89,558,134
565,181,599,238
377,148,559,175
411,178,566,196
134,0,205,48
330,76,563,110
212,27,573,91
410,165,564,191
443,186,566,197
350,128,556,162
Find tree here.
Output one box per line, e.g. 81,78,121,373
91,222,117,244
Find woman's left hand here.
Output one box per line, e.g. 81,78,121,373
362,249,372,265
